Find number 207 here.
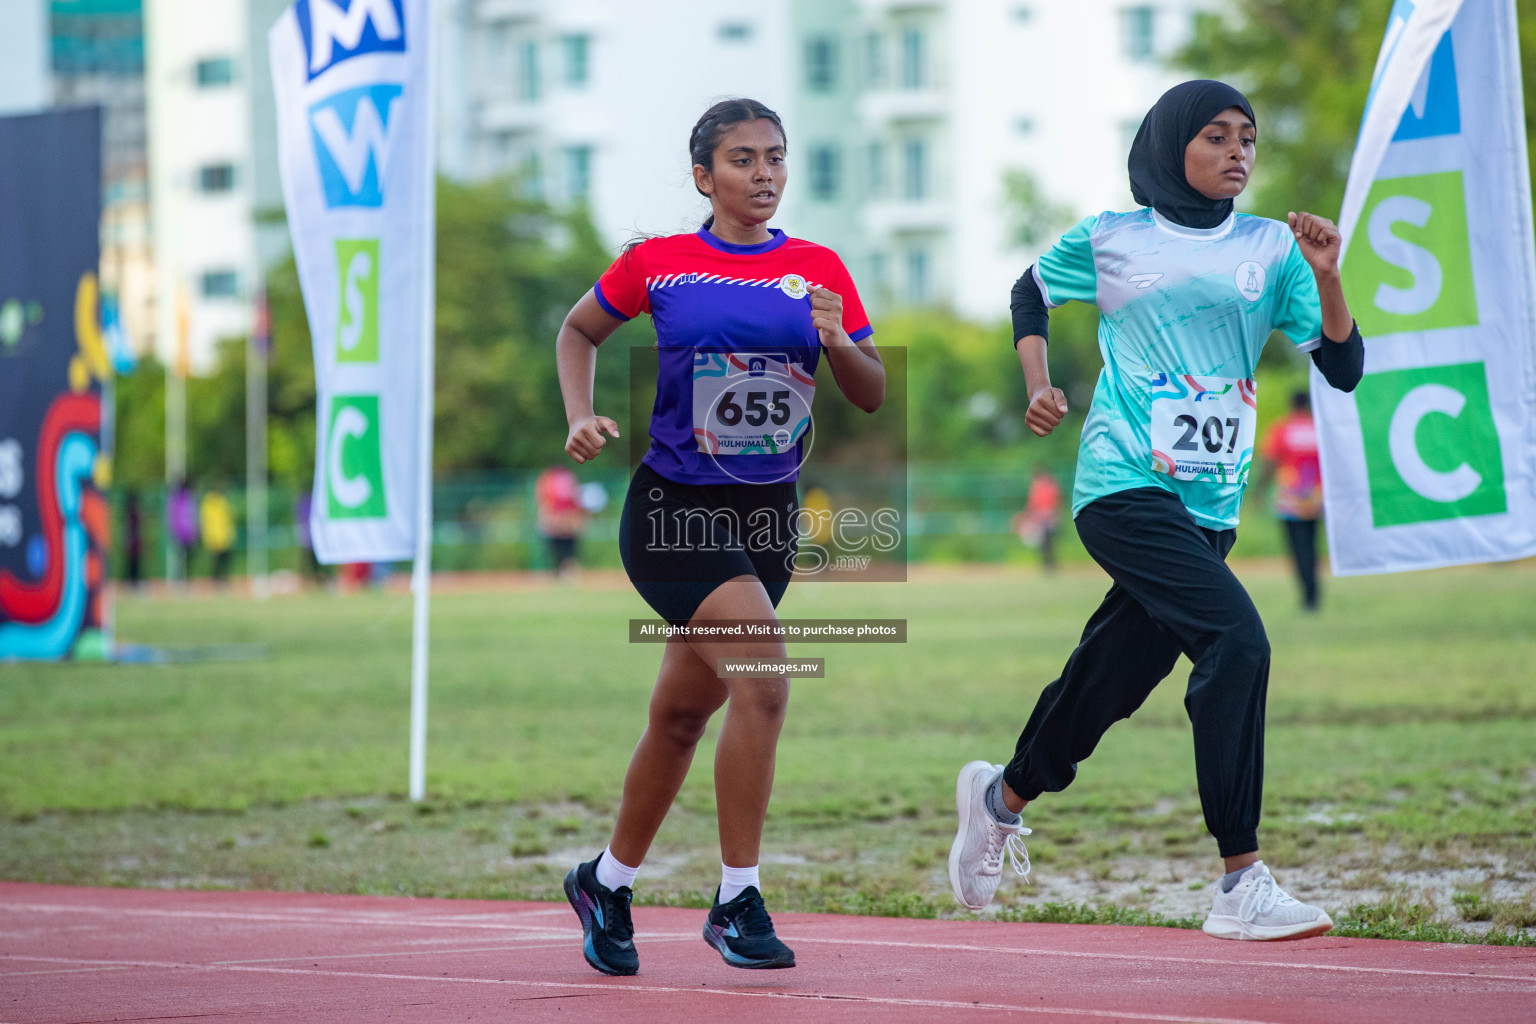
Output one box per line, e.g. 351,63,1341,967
1172,415,1240,454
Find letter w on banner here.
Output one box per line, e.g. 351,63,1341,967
270,0,431,563
1316,0,1536,575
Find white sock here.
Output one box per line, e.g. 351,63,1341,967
594,846,640,891
718,863,760,903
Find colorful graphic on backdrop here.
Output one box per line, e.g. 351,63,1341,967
0,106,111,661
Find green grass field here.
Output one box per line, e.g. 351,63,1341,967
3,560,1534,943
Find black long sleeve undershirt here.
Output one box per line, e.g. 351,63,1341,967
1010,265,1050,345
1310,321,1365,392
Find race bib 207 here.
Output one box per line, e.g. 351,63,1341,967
1148,372,1257,483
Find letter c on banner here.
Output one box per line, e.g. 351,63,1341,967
1388,383,1481,503
1368,195,1442,316
329,404,373,509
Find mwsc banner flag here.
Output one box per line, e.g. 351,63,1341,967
1315,0,1536,575
270,0,433,563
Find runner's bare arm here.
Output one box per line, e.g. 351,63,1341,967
557,289,625,463
811,287,885,413
1017,335,1067,437
1288,212,1353,343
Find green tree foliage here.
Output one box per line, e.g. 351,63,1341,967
1178,0,1536,221
111,178,653,489
879,305,1102,468
1002,169,1078,250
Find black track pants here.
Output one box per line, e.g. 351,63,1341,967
1000,487,1269,858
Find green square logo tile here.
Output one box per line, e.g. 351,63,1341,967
326,394,387,519
1355,362,1505,527
1343,171,1478,337
334,238,380,364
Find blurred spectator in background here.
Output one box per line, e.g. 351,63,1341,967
124,489,144,590
1261,390,1324,610
801,485,834,545
534,465,588,580
167,478,197,584
200,484,236,586
1012,465,1062,571
293,489,324,587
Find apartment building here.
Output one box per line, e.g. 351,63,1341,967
785,0,1218,319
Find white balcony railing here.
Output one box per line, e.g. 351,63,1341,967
475,0,539,26
862,198,949,236
858,87,946,125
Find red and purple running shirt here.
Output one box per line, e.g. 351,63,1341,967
594,227,873,486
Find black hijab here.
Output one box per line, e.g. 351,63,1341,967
1128,80,1256,230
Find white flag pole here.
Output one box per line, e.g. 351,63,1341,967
246,286,269,601
408,3,439,804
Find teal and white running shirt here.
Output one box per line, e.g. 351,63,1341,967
1034,208,1323,529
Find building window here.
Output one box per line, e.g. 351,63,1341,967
808,145,839,200
564,145,592,201
866,141,886,197
805,36,836,92
198,164,235,193
863,32,884,86
201,270,238,299
195,57,233,87
899,27,925,90
902,138,927,200
488,25,516,99
1120,6,1156,61
522,151,545,199
907,247,930,304
519,40,541,101
561,34,589,87
1015,117,1036,136
1013,6,1034,22
719,23,753,42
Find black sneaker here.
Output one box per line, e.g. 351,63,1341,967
702,885,796,969
563,856,638,976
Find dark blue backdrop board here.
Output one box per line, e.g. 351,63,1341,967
0,105,110,661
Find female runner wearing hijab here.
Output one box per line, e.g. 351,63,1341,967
947,81,1364,940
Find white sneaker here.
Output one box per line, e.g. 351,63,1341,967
948,760,1031,911
1202,861,1333,940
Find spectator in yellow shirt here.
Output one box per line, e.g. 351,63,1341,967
199,487,237,585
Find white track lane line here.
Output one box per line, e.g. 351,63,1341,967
0,956,1290,1024
0,966,132,978
4,903,1533,986
787,935,1536,985
214,938,698,965
0,902,566,932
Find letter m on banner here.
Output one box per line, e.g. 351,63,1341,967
298,0,405,79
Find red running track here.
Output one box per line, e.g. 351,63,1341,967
1,881,1533,1023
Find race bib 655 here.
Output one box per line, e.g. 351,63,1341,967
692,351,815,456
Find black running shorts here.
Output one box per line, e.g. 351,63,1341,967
618,462,798,624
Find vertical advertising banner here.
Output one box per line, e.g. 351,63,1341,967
0,107,111,661
1316,0,1536,574
270,0,432,563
